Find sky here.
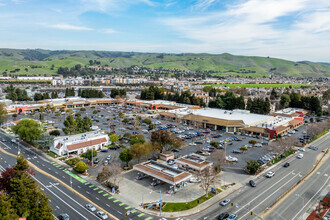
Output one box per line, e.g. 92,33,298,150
0,0,330,62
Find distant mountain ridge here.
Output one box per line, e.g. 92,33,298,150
0,48,329,78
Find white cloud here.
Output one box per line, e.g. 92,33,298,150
47,24,93,31
160,0,330,61
193,0,218,10
80,0,155,13
102,28,116,34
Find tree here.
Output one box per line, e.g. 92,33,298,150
122,118,129,124
81,149,97,161
49,130,61,136
12,118,43,142
143,118,152,125
93,110,98,114
130,142,150,163
0,168,15,192
97,166,111,183
0,194,18,220
0,103,7,124
199,167,218,197
110,134,119,144
62,115,77,135
51,107,56,114
240,146,248,152
129,134,145,145
210,150,226,172
210,141,219,148
74,161,89,173
119,149,133,167
246,160,261,174
39,106,45,113
106,162,123,188
150,129,182,153
280,94,291,108
248,139,258,147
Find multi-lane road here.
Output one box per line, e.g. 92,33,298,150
0,131,155,220
189,133,329,220
1,129,328,220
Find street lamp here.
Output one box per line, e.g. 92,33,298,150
295,194,304,220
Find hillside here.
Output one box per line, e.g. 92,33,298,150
0,48,329,78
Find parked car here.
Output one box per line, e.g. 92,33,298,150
59,213,70,220
249,180,256,187
167,159,175,165
232,150,242,154
195,141,203,144
85,204,96,212
189,177,201,183
226,155,238,162
257,159,265,165
1,139,6,142
266,171,275,178
297,153,304,159
94,158,100,164
100,149,108,152
220,198,230,206
11,139,16,143
109,146,119,150
96,211,108,219
106,155,111,160
218,212,229,220
103,160,109,166
228,214,238,220
283,162,290,167
171,149,179,153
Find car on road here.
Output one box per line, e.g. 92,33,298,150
1,139,6,142
228,214,238,220
309,146,318,151
283,162,290,167
85,203,96,211
266,171,275,178
218,212,229,220
96,211,108,219
59,213,70,220
220,198,230,206
297,153,304,159
297,147,305,152
249,180,256,187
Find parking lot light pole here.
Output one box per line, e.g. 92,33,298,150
295,194,304,220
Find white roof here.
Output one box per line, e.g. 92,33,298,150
169,108,273,126
275,108,304,114
54,131,107,143
255,116,293,129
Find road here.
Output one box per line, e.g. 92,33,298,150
267,155,329,220
188,133,329,220
0,131,155,220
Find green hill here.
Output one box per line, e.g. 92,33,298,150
0,48,329,78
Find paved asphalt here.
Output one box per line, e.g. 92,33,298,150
267,154,329,220
186,133,329,220
0,131,155,220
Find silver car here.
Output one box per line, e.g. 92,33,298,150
220,198,231,206
85,204,96,212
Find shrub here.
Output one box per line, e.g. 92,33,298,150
66,157,81,166
143,118,152,125
80,108,86,111
49,129,61,136
81,149,97,161
210,141,219,148
12,113,18,117
74,161,89,173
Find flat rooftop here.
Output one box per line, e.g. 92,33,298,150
275,108,305,114
169,108,273,126
134,99,192,108
54,131,107,143
255,116,293,130
133,160,192,185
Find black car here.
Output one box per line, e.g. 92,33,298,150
232,150,242,154
196,150,203,154
257,159,265,165
93,158,100,164
283,162,290,167
109,146,119,150
171,149,179,152
195,141,203,144
218,212,229,220
249,180,256,187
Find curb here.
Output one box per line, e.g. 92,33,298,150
0,146,119,220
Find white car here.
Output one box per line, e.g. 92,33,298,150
11,139,16,143
189,143,197,146
266,171,275,178
226,155,238,162
189,177,201,183
297,153,304,159
297,148,305,152
96,211,108,219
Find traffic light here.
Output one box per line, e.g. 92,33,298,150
250,211,253,216
231,202,234,207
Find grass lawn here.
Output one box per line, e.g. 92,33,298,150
203,83,315,88
162,191,221,212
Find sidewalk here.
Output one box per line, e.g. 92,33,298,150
138,182,242,218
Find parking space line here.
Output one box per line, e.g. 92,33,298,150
108,196,113,199
93,188,99,190
138,213,144,217
144,217,152,220
103,193,109,196
113,200,119,203
85,182,90,185
125,206,131,209
98,191,103,193
89,185,94,188
131,210,137,213
119,203,125,206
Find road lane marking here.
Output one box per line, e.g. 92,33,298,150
106,204,110,207
292,176,330,220
235,170,294,214
96,197,100,200
239,172,301,219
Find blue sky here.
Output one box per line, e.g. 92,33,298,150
0,0,330,61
